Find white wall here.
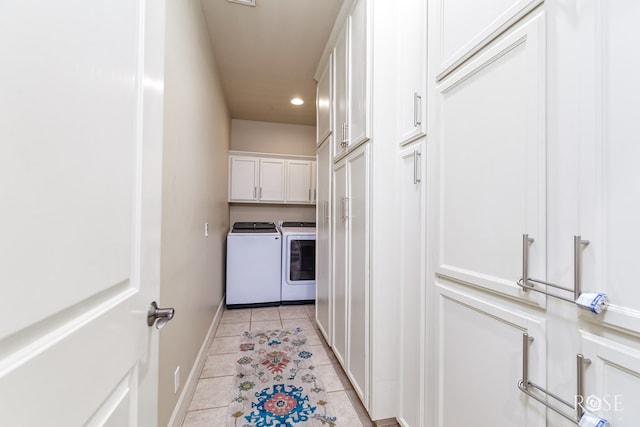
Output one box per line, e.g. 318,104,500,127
230,119,317,224
231,119,316,155
159,0,230,425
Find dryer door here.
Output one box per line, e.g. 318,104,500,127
285,235,316,285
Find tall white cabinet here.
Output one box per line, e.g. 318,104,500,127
316,0,640,426
426,1,640,426
314,0,399,420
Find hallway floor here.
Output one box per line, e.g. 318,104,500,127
182,304,396,426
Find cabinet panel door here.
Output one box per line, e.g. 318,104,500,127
259,159,285,202
437,12,546,305
437,284,546,427
396,0,427,146
334,24,348,160
436,0,542,79
346,144,369,400
316,141,332,342
317,55,333,146
580,332,640,425
348,0,370,147
229,156,258,201
286,160,312,203
398,141,426,427
332,159,348,366
576,0,640,335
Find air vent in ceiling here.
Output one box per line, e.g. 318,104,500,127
227,0,256,6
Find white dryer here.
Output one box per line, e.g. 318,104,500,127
226,222,281,308
279,222,316,303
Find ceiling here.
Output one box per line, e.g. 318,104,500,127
201,0,343,126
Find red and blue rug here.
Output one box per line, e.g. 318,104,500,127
227,328,337,426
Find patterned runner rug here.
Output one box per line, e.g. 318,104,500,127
227,328,338,426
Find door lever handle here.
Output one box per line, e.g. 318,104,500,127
147,301,175,329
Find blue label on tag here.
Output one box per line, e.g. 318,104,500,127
590,293,604,313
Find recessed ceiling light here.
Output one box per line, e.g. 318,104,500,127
227,0,256,6
291,98,304,106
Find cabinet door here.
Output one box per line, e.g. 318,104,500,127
332,159,348,366
258,159,285,202
334,23,349,160
346,144,369,401
348,0,370,148
398,141,426,427
546,2,640,424
430,10,547,426
286,160,312,203
316,55,333,146
396,0,426,146
311,161,317,203
229,156,258,202
316,141,332,343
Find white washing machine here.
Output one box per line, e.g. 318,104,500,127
226,222,281,308
279,222,316,303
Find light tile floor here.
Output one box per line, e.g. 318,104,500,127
182,304,398,426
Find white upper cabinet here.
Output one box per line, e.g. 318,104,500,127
316,54,332,146
334,23,349,160
348,0,370,148
286,160,313,203
229,154,314,204
395,0,427,145
229,156,259,201
330,0,370,162
258,159,285,202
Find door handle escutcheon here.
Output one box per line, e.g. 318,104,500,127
147,301,175,329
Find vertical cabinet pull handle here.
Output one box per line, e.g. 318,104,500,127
308,188,311,201
341,123,349,147
413,150,422,184
520,234,535,289
413,93,422,127
253,186,257,199
344,197,349,220
259,187,262,199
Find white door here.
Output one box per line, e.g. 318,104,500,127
259,159,285,202
332,159,348,366
334,23,349,161
346,144,369,402
348,0,370,148
545,1,640,425
395,0,427,146
429,6,547,426
229,156,259,201
316,140,332,343
286,160,313,203
398,141,426,427
316,54,333,146
0,1,166,425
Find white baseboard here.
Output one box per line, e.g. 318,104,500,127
167,296,225,427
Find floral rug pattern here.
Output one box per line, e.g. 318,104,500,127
228,328,337,426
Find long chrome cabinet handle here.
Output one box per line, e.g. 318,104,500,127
516,235,604,311
518,332,591,425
